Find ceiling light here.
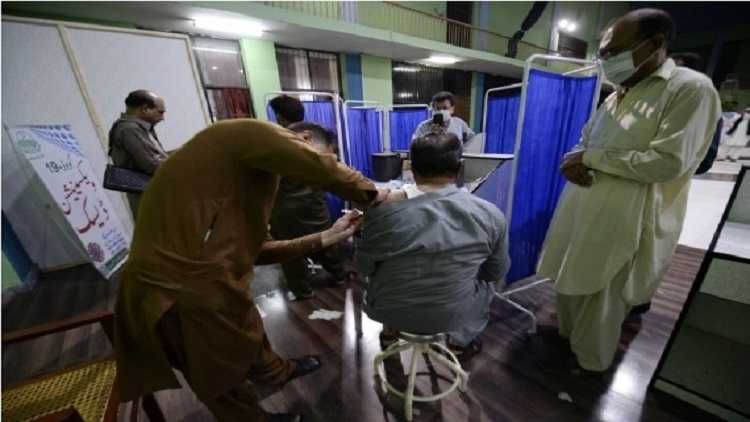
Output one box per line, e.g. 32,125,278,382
393,66,419,72
426,55,459,65
193,46,239,55
211,66,219,70
558,19,577,32
194,17,264,37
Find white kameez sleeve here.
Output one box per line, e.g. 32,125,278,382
582,79,719,184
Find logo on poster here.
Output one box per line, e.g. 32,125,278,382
87,242,105,263
15,131,42,156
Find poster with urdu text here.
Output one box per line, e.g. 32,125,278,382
7,124,129,277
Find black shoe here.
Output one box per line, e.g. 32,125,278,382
379,331,400,350
269,413,304,422
447,338,482,361
285,355,322,384
627,302,651,321
287,290,315,301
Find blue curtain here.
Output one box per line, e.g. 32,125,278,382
266,100,338,133
506,69,598,283
345,107,383,178
484,93,521,154
388,108,429,151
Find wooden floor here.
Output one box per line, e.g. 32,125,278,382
2,246,706,421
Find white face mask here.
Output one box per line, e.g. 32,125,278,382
600,38,654,86
432,109,451,124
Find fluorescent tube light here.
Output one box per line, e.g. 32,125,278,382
426,55,459,65
192,46,239,55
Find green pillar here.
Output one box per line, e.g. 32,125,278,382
361,55,392,106
240,38,281,121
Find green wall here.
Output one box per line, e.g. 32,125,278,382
2,6,136,28
399,1,446,17
478,2,630,60
2,253,22,290
482,2,553,59
240,38,282,121
357,1,446,43
361,55,393,107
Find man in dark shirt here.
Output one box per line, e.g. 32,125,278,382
269,96,356,300
108,89,168,219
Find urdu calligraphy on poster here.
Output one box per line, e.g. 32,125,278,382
7,124,130,277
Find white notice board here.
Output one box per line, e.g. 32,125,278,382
1,17,210,271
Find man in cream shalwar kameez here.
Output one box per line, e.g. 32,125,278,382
538,9,721,372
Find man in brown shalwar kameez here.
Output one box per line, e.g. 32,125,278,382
114,119,382,421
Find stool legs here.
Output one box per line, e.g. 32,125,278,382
404,343,422,421
373,337,470,421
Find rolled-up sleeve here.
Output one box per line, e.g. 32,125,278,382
232,120,377,204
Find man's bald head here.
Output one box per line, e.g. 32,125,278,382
125,90,166,126
626,8,675,45
600,8,674,55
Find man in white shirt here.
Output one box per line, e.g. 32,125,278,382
412,91,476,144
538,8,721,372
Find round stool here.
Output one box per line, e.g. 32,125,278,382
373,332,469,421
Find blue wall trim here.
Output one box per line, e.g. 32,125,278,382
473,72,485,131
2,212,33,282
345,53,363,101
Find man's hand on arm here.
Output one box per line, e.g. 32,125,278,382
353,187,391,210
321,210,364,248
560,150,592,187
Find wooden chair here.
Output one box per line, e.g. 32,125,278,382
1,310,165,422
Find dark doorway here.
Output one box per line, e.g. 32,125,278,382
444,68,472,123
446,1,473,48
557,32,588,59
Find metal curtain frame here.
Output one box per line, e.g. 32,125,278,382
480,65,599,157
482,83,522,143
392,104,430,108
493,54,603,334
343,100,385,167
263,91,345,165
507,54,603,224
387,104,430,152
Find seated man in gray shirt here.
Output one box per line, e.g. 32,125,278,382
411,91,476,144
358,131,509,358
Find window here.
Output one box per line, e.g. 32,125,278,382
392,62,472,123
275,46,341,97
392,61,444,105
557,32,588,59
191,37,254,121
